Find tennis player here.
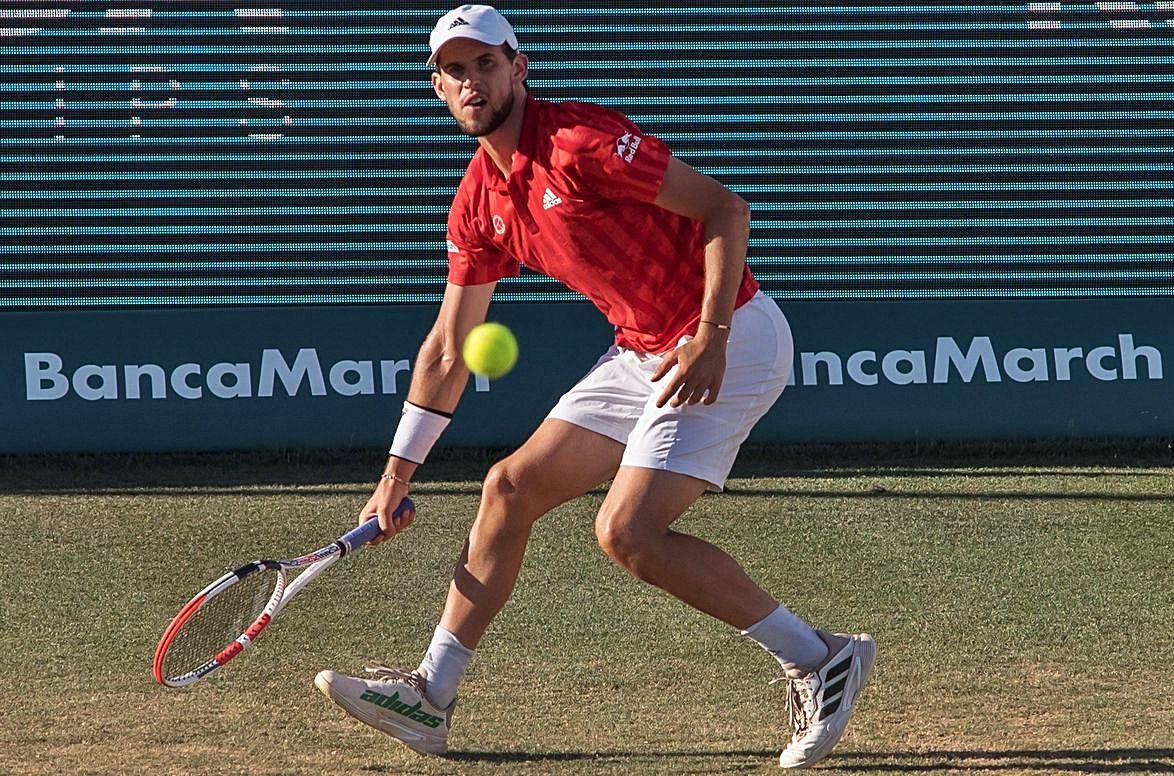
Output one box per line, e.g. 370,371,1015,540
315,5,875,769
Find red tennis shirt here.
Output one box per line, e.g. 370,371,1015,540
445,95,759,354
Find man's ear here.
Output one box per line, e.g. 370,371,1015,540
431,70,446,100
513,53,529,85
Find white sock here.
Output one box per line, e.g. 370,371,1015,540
416,625,472,710
741,604,828,676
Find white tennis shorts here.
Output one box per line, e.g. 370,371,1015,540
547,292,793,490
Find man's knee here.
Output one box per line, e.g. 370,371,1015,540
594,505,661,580
477,459,545,535
481,459,518,504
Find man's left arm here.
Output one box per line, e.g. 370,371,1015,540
650,156,751,407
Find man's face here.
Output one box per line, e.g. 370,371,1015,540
431,39,527,138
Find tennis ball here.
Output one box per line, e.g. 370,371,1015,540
462,322,518,379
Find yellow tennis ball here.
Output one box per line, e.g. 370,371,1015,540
462,322,518,379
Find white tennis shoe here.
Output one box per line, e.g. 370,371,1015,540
777,632,876,769
314,666,454,755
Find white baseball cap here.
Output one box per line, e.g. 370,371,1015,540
428,5,520,66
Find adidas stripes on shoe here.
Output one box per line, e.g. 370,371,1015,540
777,632,876,769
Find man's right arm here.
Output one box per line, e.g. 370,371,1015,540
403,280,498,415
363,280,497,539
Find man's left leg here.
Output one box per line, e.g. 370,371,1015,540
595,466,831,651
595,466,778,629
594,465,875,769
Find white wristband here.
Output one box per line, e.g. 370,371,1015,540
388,401,451,465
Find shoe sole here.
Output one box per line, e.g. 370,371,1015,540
779,633,876,769
851,633,877,701
314,671,448,756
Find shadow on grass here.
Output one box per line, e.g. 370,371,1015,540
832,747,1174,773
443,747,772,766
734,467,1172,480
432,747,1174,773
7,482,1171,504
1,439,1169,495
11,483,1172,504
0,484,484,497
723,487,1174,503
441,746,770,756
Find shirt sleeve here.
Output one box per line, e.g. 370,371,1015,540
557,103,671,203
445,178,520,286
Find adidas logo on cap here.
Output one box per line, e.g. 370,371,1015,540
428,6,520,66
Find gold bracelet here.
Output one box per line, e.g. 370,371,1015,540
699,319,731,331
380,473,411,487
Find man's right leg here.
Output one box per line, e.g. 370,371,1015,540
438,418,624,647
315,419,624,753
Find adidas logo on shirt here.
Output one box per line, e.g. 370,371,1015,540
542,187,563,210
616,132,642,163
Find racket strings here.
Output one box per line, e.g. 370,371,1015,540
161,571,276,679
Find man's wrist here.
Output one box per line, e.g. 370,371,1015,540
388,401,451,464
695,320,731,346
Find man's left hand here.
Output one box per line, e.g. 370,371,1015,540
651,333,728,408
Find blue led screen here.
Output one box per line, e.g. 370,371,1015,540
2,1,1172,308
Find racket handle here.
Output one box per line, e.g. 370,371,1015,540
341,497,415,552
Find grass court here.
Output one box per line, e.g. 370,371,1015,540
2,443,1171,775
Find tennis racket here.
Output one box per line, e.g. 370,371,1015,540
153,498,413,688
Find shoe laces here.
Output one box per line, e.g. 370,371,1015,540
772,673,819,739
365,665,426,695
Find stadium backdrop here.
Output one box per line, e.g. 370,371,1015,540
1,1,1170,454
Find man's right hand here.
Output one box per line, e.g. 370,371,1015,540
360,468,417,545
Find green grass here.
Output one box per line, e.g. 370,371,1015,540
1,444,1171,775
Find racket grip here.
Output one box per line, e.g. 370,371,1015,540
341,497,415,551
